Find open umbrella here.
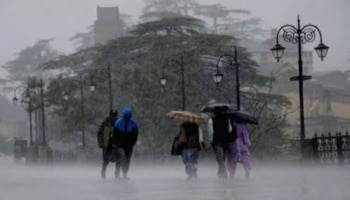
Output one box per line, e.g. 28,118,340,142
223,110,259,125
166,110,206,124
201,103,235,113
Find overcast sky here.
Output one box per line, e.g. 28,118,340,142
0,0,349,76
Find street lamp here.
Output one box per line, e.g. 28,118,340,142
213,47,241,111
213,72,224,86
270,16,329,159
160,77,167,87
63,73,95,150
12,86,34,146
63,91,69,101
89,82,96,92
160,56,186,111
12,96,19,106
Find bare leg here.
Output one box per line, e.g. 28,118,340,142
242,159,251,179
101,148,109,180
228,161,237,179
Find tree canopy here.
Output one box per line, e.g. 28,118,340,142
43,15,291,156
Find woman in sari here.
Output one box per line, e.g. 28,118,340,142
226,122,251,179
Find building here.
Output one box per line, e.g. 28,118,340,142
275,69,350,138
240,29,314,75
0,94,27,154
93,6,123,45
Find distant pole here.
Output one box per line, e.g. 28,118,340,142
107,64,113,110
271,16,329,160
28,92,33,146
160,56,186,111
40,78,46,146
79,75,86,149
234,47,240,111
213,47,240,110
180,56,186,111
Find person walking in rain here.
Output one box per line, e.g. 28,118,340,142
97,109,119,180
226,122,251,179
207,108,235,179
178,122,205,180
113,107,138,180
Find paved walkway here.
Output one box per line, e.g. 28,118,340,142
0,157,349,200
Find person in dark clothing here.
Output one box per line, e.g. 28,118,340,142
207,109,235,179
97,109,118,180
113,107,138,180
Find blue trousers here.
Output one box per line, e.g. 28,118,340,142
181,149,199,178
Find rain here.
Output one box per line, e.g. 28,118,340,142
0,0,349,200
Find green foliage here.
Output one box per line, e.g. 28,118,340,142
43,15,290,158
220,17,270,41
143,0,198,15
141,0,267,41
193,4,250,33
2,39,60,83
69,25,95,51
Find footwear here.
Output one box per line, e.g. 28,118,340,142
122,175,130,180
245,171,250,179
115,172,121,180
101,172,106,180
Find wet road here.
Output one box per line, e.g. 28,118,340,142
1,157,349,200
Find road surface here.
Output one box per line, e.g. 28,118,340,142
0,157,349,200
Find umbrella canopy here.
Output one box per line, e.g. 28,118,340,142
201,103,235,113
223,110,259,125
166,111,206,124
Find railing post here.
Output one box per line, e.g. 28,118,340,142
345,131,349,164
336,132,344,165
321,133,326,164
312,133,318,162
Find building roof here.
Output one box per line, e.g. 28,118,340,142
312,70,344,77
238,39,270,52
258,62,296,77
312,70,348,90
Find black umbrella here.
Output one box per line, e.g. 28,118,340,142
223,110,259,125
201,103,235,113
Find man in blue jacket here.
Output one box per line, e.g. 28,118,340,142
113,107,138,180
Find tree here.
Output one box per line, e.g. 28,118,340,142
43,15,291,157
143,0,198,16
69,26,95,52
1,39,60,84
193,4,250,33
219,17,270,41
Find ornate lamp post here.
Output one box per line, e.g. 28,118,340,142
213,47,241,111
63,73,95,149
160,56,186,111
270,16,329,159
13,86,33,145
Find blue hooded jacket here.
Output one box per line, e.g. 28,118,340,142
113,108,138,147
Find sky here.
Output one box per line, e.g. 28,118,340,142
0,0,349,77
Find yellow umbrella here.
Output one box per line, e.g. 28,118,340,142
166,110,206,124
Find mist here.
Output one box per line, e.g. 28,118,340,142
1,157,349,200
1,0,350,199
0,0,349,75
